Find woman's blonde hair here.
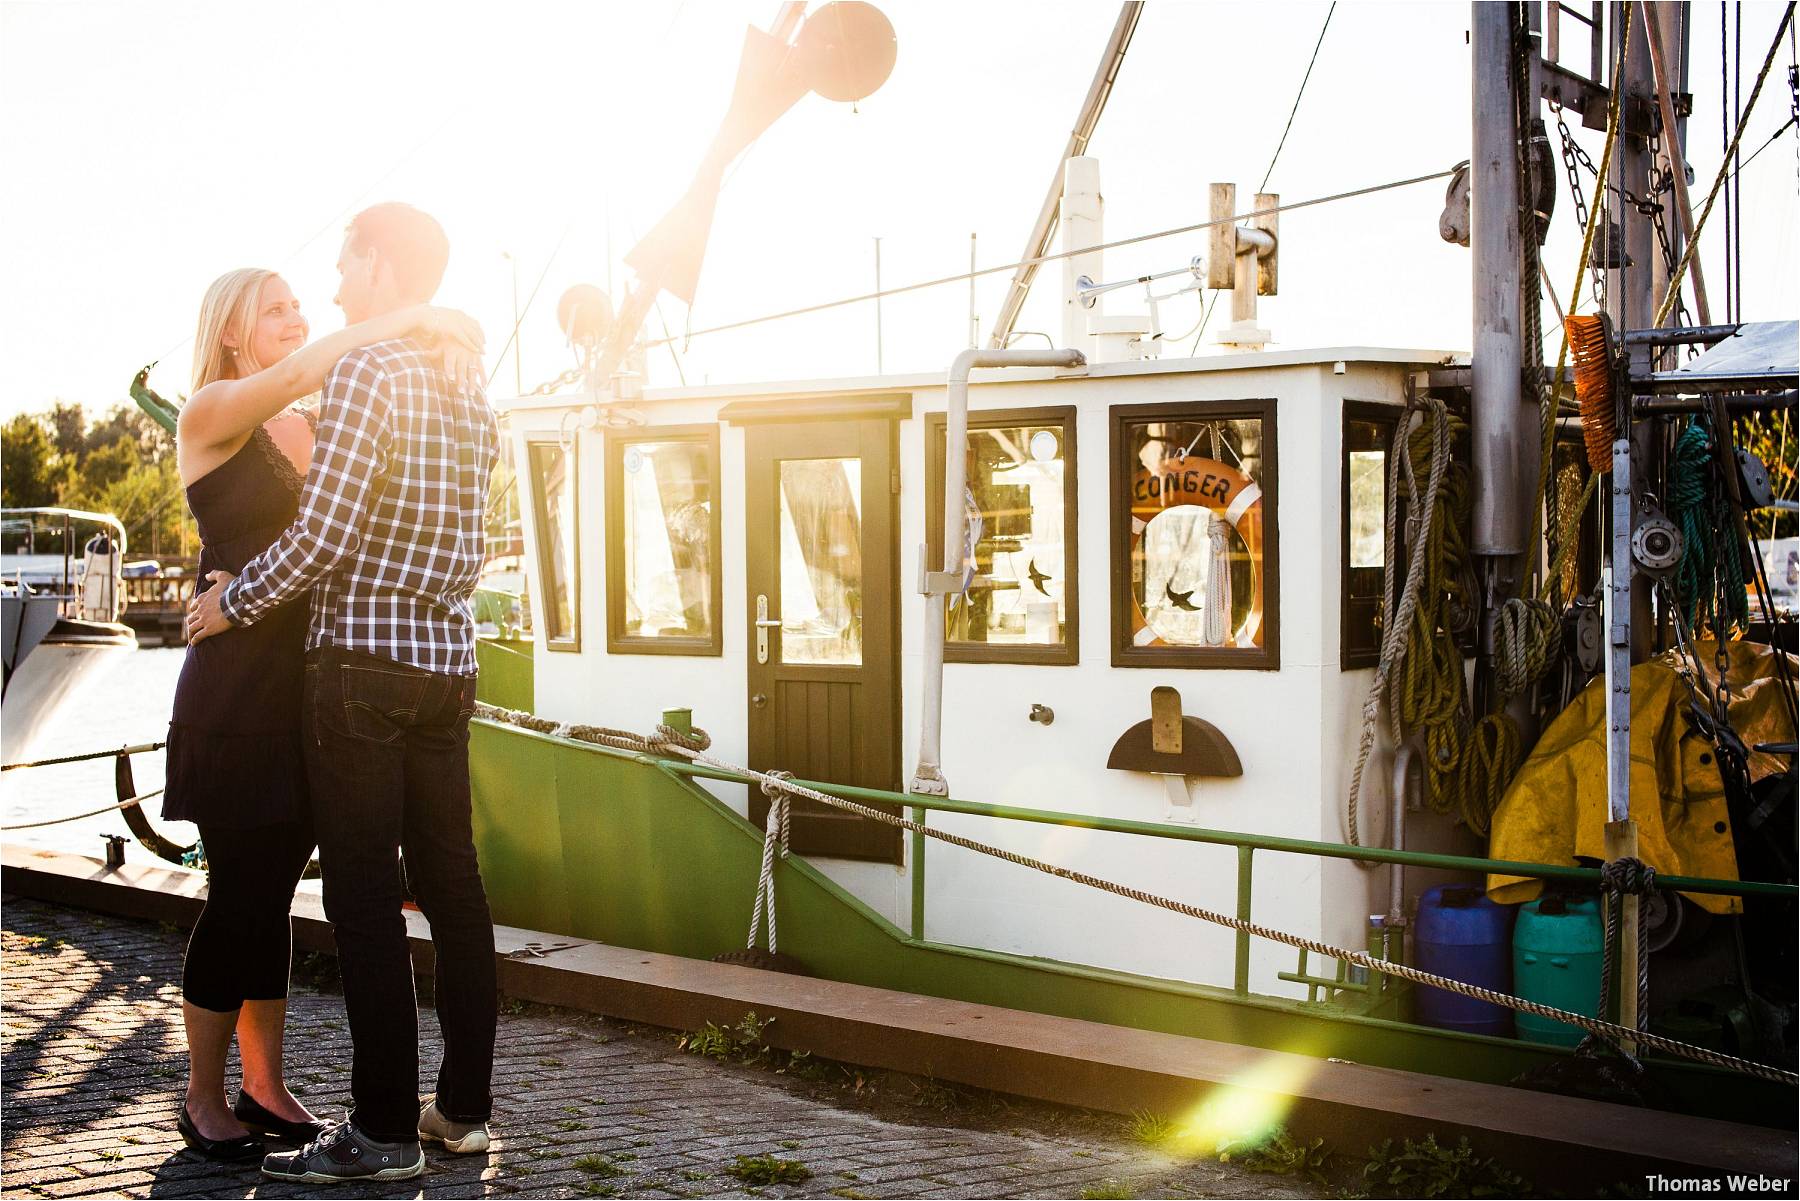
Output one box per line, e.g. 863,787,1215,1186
190,268,278,393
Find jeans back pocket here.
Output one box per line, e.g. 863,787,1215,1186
340,664,431,745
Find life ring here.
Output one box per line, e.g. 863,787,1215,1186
1128,453,1265,648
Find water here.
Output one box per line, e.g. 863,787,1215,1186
2,647,192,862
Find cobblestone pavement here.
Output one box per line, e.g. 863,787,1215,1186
1,899,1322,1200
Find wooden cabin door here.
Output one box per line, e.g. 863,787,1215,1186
744,419,901,862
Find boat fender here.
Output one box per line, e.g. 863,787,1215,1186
79,532,122,623
1127,454,1265,648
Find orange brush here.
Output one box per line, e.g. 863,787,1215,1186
1565,313,1615,473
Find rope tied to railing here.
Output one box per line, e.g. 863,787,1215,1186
473,702,1799,1087
0,742,166,772
0,790,164,832
747,771,794,956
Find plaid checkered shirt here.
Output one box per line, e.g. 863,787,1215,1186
219,338,498,676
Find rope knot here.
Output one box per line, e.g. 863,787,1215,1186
760,771,794,859
1601,856,1657,896
653,723,712,753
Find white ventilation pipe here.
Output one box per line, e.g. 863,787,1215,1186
909,347,1086,796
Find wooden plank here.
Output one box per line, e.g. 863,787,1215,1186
5,843,1791,1188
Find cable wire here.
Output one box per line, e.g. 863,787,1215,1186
1258,2,1337,193
1187,0,1337,354
647,168,1455,348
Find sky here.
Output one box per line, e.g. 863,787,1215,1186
1,0,1795,420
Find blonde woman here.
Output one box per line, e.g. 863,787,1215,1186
165,267,482,1160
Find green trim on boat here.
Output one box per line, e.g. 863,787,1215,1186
474,637,533,713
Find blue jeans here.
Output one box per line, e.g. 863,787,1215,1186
303,647,495,1142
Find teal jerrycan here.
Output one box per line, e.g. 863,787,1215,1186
1512,894,1605,1046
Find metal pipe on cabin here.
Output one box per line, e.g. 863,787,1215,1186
1622,323,1741,346
1470,3,1528,560
1230,228,1274,328
1633,389,1798,415
909,346,1086,797
1060,157,1104,356
1613,1,1661,661
1388,742,1418,930
1642,370,1800,394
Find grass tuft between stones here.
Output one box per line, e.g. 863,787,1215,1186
726,1153,813,1185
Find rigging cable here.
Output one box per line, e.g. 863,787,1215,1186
1723,0,1734,323
1190,0,1339,354
1655,2,1795,327
1726,112,1799,178
1258,1,1337,193
643,168,1456,348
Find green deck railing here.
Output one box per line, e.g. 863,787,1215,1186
608,748,1795,998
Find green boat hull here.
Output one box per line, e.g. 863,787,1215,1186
465,683,1786,1127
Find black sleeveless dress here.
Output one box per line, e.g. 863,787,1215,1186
163,421,313,829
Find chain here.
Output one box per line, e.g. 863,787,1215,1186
523,366,586,398
1642,155,1695,337
1553,104,1593,235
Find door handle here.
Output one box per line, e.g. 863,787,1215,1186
755,594,777,664
752,693,768,707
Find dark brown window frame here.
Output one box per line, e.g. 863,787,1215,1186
605,423,724,657
925,405,1079,666
1341,400,1405,670
525,435,581,654
1109,398,1281,670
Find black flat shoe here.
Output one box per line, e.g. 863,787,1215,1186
233,1090,331,1145
177,1105,265,1162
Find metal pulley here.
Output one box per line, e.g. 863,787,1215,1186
1567,592,1604,675
1735,448,1775,509
1631,512,1684,575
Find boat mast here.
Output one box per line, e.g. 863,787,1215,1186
986,2,1143,349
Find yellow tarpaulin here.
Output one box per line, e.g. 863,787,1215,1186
1487,640,1794,915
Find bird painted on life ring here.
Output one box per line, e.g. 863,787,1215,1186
1128,453,1265,648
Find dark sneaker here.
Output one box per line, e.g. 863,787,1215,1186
260,1121,424,1183
418,1096,491,1153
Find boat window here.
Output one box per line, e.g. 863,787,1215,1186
926,407,1078,665
1342,403,1402,669
527,438,579,652
778,458,864,665
606,425,722,656
1110,400,1279,669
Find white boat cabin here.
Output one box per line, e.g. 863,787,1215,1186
498,345,1478,996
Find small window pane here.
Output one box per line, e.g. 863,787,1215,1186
1126,416,1266,650
779,458,863,665
619,440,714,640
529,442,577,645
1348,449,1386,569
947,424,1069,648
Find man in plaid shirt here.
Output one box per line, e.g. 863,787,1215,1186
189,203,500,1182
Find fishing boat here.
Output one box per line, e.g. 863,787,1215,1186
112,0,1797,1134
1,509,137,763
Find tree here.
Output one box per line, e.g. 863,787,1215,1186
1,413,69,509
46,401,86,463
84,404,171,465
